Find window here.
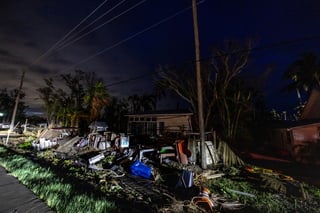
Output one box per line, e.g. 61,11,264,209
159,122,165,135
147,122,157,136
139,117,145,121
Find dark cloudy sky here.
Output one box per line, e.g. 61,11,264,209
1,0,320,114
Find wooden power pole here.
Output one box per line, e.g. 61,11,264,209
192,0,206,169
6,71,25,145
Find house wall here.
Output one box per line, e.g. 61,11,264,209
289,125,320,161
270,129,292,151
271,124,320,158
127,114,192,136
292,126,319,145
157,115,192,133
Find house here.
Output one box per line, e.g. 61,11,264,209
269,86,320,163
88,121,108,133
270,119,320,157
125,110,223,166
300,86,320,120
125,109,193,138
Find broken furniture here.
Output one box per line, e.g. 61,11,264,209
175,139,191,165
175,169,194,188
191,187,216,212
88,152,105,171
159,145,176,164
88,133,110,150
138,148,156,162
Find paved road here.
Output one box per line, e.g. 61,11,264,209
0,166,54,213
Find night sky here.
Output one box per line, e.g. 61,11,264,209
1,0,320,114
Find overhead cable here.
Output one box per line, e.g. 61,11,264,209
56,0,147,52
31,0,110,66
56,0,127,51
62,0,206,72
105,34,320,88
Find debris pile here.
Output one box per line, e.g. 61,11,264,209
29,127,247,212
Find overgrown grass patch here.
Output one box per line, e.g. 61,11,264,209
17,136,36,150
207,166,320,213
0,146,117,213
1,144,320,213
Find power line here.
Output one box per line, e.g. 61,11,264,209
30,1,320,90
56,0,147,52
106,73,152,87
209,35,320,61
31,0,146,67
31,0,110,66
62,0,206,72
56,0,127,50
104,35,320,88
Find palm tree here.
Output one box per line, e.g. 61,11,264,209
128,94,157,113
84,81,109,122
60,71,86,127
38,71,109,127
282,52,320,103
37,78,55,124
128,94,140,113
140,94,156,111
102,97,128,132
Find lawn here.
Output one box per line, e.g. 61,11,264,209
0,143,319,213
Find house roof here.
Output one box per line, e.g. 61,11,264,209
300,86,320,120
88,121,108,129
125,109,193,117
272,118,320,130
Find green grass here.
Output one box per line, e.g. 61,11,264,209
1,144,319,213
207,166,320,213
0,146,116,213
17,136,36,149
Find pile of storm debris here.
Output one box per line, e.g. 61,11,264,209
31,127,244,212
31,128,73,150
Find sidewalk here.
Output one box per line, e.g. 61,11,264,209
0,166,54,213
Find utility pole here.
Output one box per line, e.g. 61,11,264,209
192,0,206,169
6,71,25,145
